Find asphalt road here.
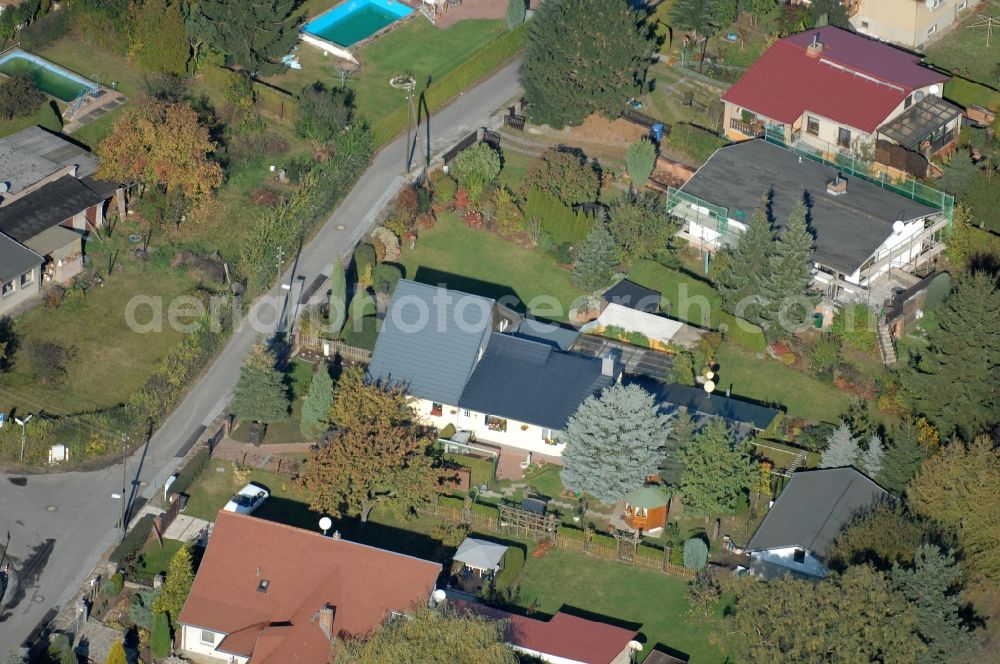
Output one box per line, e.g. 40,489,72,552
0,57,523,653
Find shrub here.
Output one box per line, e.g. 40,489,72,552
552,242,575,265
371,227,401,262
128,588,160,630
463,209,485,228
450,143,502,202
0,74,45,120
454,187,470,211
526,149,600,206
493,186,524,236
415,213,436,230
431,522,469,547
371,263,403,295
47,633,76,664
431,172,458,208
352,243,377,279
669,123,726,163
342,315,380,351
830,304,878,352
683,537,709,570
109,514,156,565
524,187,594,244
440,423,456,440
26,341,73,384
495,546,526,593
19,9,71,49
103,572,124,597
808,334,842,375
625,137,657,186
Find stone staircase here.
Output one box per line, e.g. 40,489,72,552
785,451,808,475
877,317,897,366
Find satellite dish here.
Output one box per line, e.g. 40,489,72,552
704,380,716,394
319,516,333,534
914,90,925,103
892,220,905,233
431,589,447,606
0,181,8,193
705,370,715,380
628,641,644,652
929,84,941,96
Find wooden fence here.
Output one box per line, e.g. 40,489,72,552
422,505,696,579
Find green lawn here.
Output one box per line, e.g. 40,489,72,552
925,2,1000,90
445,453,497,489
136,537,185,580
627,259,766,351
230,359,317,445
516,549,730,663
400,213,586,321
715,343,849,423
0,237,196,415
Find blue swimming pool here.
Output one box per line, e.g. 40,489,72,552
303,0,413,47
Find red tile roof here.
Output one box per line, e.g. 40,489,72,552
722,27,948,133
178,512,442,664
460,602,638,664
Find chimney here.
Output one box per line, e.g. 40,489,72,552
827,174,847,196
806,32,823,58
601,355,615,377
318,604,335,639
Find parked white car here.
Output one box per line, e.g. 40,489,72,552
223,483,269,515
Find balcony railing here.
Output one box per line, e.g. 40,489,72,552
729,118,764,137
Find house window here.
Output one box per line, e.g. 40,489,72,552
837,127,852,149
430,402,443,417
806,116,820,136
904,94,913,109
927,24,937,36
200,630,216,645
927,0,943,9
257,579,270,593
462,409,471,417
20,271,32,287
793,548,806,564
860,20,869,29
484,415,507,432
1,282,13,297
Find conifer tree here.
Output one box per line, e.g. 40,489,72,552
523,0,652,127
819,421,860,469
506,0,526,29
902,271,1000,439
104,641,127,664
300,367,334,439
860,432,885,478
561,384,671,503
130,0,189,75
679,418,753,514
758,201,816,338
879,421,927,493
231,343,289,424
153,545,194,625
625,138,657,187
188,0,302,75
659,407,695,486
717,205,773,325
571,222,619,290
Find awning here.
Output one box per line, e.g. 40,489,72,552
878,96,963,150
453,537,508,572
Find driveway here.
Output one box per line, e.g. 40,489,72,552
0,56,523,652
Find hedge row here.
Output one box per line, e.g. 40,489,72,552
170,448,211,496
371,23,529,147
110,514,156,564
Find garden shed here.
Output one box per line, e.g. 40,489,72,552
622,486,668,534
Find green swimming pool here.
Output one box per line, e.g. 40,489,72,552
0,52,93,102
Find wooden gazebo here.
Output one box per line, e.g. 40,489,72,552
622,486,668,534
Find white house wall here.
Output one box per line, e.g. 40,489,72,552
180,625,249,664
750,546,827,578
511,644,632,664
414,398,566,457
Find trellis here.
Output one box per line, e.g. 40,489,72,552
498,502,559,541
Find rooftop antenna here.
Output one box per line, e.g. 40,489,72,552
256,566,260,577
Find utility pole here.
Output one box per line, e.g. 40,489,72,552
120,433,129,535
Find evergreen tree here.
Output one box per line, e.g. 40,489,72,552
683,537,709,570
329,257,347,338
230,343,289,424
758,201,816,339
879,421,927,494
827,503,950,572
666,351,696,386
659,407,695,486
300,367,334,439
153,545,194,626
670,0,717,40
607,191,678,261
625,137,657,187
717,205,773,325
130,0,189,75
860,432,885,478
188,0,302,75
104,641,127,664
571,222,619,290
150,611,171,660
679,418,753,514
561,384,671,503
890,545,979,663
819,421,860,469
506,0,526,29
523,0,651,127
902,272,1000,439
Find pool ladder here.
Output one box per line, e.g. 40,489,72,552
64,85,98,120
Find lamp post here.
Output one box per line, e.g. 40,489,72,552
389,74,416,173
14,414,31,463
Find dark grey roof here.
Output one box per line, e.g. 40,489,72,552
602,279,661,313
879,96,963,150
0,232,42,282
746,468,892,557
628,377,779,430
512,317,581,351
458,333,617,430
679,140,939,275
367,280,495,405
0,127,98,195
0,176,105,243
